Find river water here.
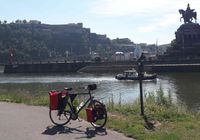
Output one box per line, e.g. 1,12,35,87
0,71,200,112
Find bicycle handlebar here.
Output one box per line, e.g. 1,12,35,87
63,84,97,91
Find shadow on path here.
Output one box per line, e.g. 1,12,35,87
42,125,107,139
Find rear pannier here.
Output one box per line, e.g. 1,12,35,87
49,91,60,110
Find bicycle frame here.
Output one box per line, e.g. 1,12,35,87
67,89,94,118
76,96,93,114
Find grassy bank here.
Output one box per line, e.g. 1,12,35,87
106,89,200,140
0,89,200,140
0,84,49,106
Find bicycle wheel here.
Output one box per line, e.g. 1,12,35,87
49,101,72,126
88,100,107,129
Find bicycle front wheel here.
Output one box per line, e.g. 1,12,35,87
88,100,107,129
49,102,72,126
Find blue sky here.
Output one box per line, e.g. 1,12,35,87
0,0,200,45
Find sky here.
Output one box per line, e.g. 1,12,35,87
0,0,200,45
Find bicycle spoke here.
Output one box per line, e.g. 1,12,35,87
88,100,107,129
49,101,72,126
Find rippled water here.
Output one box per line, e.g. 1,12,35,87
0,72,200,112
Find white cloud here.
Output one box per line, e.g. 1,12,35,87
138,25,156,33
90,0,200,17
90,0,178,17
89,0,200,44
138,13,179,32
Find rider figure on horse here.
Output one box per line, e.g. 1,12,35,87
179,3,197,23
185,4,194,23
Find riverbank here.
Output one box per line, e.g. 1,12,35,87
4,61,200,73
0,89,200,140
106,90,200,140
78,65,133,73
78,64,200,73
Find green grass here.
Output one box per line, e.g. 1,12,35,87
0,88,200,140
0,83,49,105
0,93,49,106
106,88,200,140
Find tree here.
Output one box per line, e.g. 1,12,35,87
23,20,27,24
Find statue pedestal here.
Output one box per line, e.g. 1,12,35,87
175,23,200,57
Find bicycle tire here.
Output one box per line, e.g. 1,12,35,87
88,100,107,129
49,101,72,126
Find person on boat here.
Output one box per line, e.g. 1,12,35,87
125,72,128,78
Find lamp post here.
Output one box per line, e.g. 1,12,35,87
137,53,145,116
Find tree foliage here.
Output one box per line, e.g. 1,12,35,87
0,22,139,63
0,23,92,63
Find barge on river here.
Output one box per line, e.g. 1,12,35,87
115,68,157,80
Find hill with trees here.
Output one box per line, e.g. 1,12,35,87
0,20,163,64
0,20,113,63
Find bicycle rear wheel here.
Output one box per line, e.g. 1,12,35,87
88,100,107,129
49,102,72,126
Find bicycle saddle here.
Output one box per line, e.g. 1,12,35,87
64,87,73,91
87,84,97,90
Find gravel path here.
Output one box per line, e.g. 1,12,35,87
0,102,135,140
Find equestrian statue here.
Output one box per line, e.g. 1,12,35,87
179,3,197,23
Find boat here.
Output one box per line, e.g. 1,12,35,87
115,68,157,80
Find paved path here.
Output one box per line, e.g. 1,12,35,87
0,102,134,140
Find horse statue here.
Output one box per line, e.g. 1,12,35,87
179,4,197,23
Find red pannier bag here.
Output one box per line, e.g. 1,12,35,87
95,104,105,119
85,108,94,122
49,91,60,110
